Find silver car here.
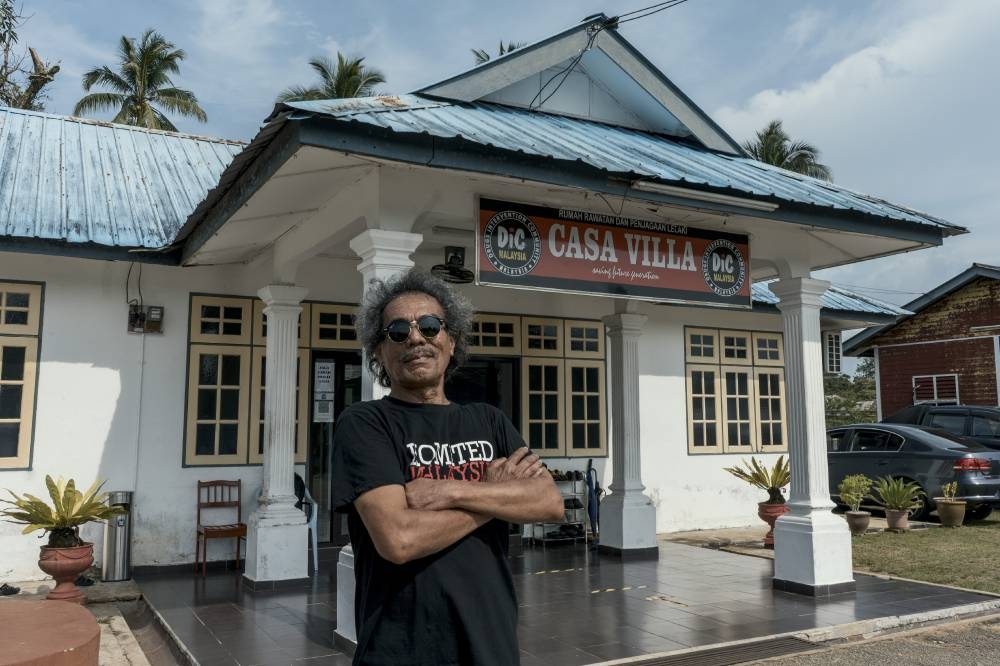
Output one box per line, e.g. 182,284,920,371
827,423,1000,520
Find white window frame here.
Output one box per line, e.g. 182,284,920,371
912,374,960,405
563,320,605,360
755,368,788,452
521,358,565,456
685,327,719,364
720,365,756,453
0,282,42,337
752,332,784,367
719,330,753,367
824,331,842,375
521,317,564,358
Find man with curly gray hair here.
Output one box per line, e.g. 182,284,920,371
332,269,563,666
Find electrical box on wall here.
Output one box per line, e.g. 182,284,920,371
128,305,164,334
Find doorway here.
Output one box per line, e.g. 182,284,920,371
308,350,362,545
446,356,520,425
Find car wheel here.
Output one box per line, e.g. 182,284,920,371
911,493,934,521
967,504,994,521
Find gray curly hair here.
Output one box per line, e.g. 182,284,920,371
355,269,474,388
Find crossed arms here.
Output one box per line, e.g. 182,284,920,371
354,448,564,564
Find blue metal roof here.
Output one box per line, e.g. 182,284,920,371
0,106,244,249
284,95,961,231
752,282,909,317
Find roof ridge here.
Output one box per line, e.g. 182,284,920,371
0,105,247,146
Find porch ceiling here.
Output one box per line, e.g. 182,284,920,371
182,138,936,289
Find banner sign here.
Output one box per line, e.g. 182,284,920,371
476,198,751,308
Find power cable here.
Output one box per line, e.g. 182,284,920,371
617,0,683,19
618,0,691,24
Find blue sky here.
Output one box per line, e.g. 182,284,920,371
18,0,1000,311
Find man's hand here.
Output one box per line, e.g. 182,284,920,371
405,477,455,511
486,446,547,483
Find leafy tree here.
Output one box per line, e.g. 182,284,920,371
277,53,385,103
825,361,877,428
471,41,524,65
74,29,206,131
0,0,58,110
742,119,832,181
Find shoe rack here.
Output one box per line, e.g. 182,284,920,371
530,471,588,547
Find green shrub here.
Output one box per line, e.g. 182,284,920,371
837,474,873,513
1,476,124,547
872,476,924,512
724,456,790,504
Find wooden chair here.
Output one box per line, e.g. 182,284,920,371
195,480,247,576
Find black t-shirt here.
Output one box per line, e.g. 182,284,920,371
331,396,524,666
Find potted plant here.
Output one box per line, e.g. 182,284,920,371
934,481,966,528
724,456,790,548
872,476,924,532
1,476,123,604
838,474,874,536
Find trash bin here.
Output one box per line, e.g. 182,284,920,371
102,490,132,582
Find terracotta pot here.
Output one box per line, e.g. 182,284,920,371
757,502,790,549
844,510,871,536
885,509,910,532
38,543,94,604
935,499,967,527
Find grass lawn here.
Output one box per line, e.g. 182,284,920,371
851,513,1000,594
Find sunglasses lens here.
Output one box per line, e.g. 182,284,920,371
417,315,442,339
385,320,412,342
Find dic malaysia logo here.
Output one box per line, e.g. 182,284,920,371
701,239,747,297
483,210,542,277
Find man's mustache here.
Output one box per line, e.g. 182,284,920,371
401,347,436,362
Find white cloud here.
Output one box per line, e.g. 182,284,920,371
714,0,1000,297
784,8,828,49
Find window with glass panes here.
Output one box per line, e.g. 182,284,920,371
523,359,563,454
522,318,562,356
189,296,251,345
685,327,788,454
567,361,606,453
469,315,520,355
185,346,249,465
0,282,41,470
311,304,358,349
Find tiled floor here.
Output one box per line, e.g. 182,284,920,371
136,542,993,666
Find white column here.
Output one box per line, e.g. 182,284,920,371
335,229,422,646
244,284,309,584
349,229,423,401
770,277,855,594
599,303,657,556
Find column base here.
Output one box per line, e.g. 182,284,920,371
773,578,856,597
244,509,308,583
335,545,357,647
599,491,657,551
597,544,659,560
773,509,854,591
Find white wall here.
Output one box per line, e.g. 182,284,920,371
0,249,789,579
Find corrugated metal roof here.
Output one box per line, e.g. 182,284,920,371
284,95,960,231
752,281,910,317
0,106,244,249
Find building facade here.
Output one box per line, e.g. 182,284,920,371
0,16,962,599
845,264,1000,419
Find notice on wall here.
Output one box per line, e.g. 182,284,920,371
476,198,751,308
313,361,335,423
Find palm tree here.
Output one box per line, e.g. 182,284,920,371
471,41,524,65
74,29,206,131
277,53,385,103
742,120,832,181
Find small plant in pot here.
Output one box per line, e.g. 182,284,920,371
934,481,966,528
724,456,790,549
872,476,924,532
838,474,874,536
1,476,124,604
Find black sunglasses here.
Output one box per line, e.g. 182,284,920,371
381,314,447,343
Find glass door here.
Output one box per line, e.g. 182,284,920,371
309,351,362,545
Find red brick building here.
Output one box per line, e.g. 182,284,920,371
844,264,1000,419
